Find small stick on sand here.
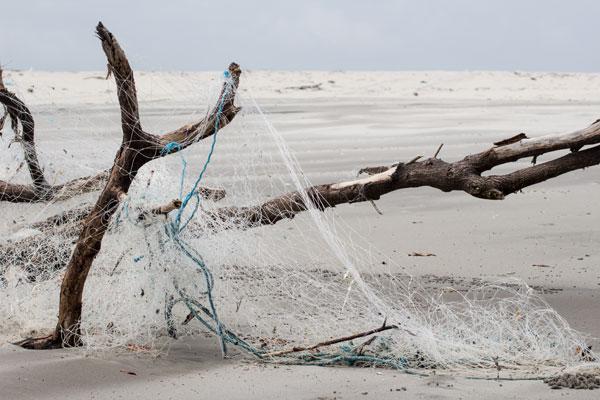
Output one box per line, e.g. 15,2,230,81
409,252,436,257
263,319,397,358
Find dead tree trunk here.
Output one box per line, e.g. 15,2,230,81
202,125,600,230
16,22,241,349
0,69,227,203
11,22,600,350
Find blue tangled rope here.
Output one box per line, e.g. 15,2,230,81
161,69,233,356
158,70,410,369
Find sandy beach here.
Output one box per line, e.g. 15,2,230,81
2,70,600,399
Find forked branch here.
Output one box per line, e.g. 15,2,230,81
11,20,600,353
0,51,237,203
16,22,242,349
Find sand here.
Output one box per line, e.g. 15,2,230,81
1,70,600,399
2,338,600,400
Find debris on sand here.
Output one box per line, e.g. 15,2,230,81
544,373,600,389
408,252,436,257
286,83,323,91
119,369,137,376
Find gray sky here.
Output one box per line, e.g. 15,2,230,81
1,0,599,71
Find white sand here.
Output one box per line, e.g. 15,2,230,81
2,70,600,399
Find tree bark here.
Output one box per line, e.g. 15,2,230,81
202,126,600,230
0,67,230,204
7,120,600,280
16,22,242,349
11,22,600,350
0,67,51,200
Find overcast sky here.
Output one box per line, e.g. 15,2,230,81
1,0,599,71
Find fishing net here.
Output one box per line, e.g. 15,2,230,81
0,69,595,378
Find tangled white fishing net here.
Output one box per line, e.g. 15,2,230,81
0,70,594,377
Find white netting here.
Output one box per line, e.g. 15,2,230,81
0,70,596,378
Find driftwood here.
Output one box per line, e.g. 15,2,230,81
16,22,241,349
137,199,182,221
1,67,50,201
0,171,108,203
0,68,226,203
1,184,225,280
6,116,600,276
263,319,397,358
0,67,108,202
202,121,600,229
9,21,600,351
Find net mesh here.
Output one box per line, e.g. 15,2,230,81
0,70,596,378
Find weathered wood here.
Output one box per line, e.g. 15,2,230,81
263,319,397,358
0,67,107,203
17,22,241,349
202,133,600,230
13,21,600,351
10,128,599,286
493,133,528,147
0,67,51,200
474,121,600,170
148,64,241,158
1,184,225,281
0,63,229,204
0,171,109,203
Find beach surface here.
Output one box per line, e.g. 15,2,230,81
1,70,600,399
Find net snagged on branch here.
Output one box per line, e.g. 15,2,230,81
0,69,596,379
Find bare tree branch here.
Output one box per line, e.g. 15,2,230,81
95,25,142,143
0,67,51,199
0,67,105,203
137,198,182,221
203,131,600,230
149,62,242,157
16,22,242,349
0,59,231,203
264,319,397,358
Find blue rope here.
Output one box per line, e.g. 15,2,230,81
160,70,233,356
174,74,231,233
157,70,410,370
161,141,182,156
